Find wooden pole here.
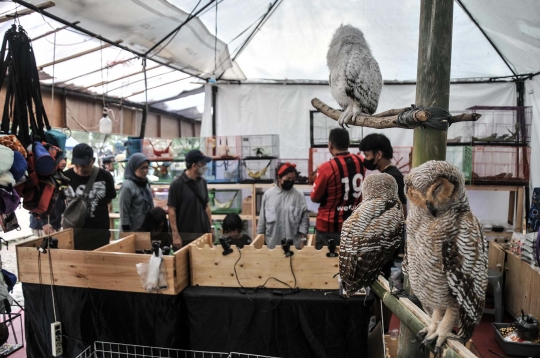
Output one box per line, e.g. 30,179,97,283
412,0,454,167
401,1,455,357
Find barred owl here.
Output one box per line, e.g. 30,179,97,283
339,173,404,294
405,161,488,354
327,24,382,127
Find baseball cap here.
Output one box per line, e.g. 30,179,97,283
72,143,94,165
185,150,212,165
102,155,115,164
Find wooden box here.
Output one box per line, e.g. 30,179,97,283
189,233,339,289
16,229,190,295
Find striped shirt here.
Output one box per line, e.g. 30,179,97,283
310,152,365,233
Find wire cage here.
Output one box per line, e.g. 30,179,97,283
446,145,473,183
392,147,413,174
171,137,209,160
472,145,531,185
214,136,242,159
310,111,364,147
241,135,280,159
447,111,474,144
210,189,242,214
207,159,240,183
307,147,361,184
468,106,532,145
76,342,281,358
277,159,309,184
240,159,276,183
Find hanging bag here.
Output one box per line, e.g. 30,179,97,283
22,177,58,217
62,167,99,229
32,141,55,176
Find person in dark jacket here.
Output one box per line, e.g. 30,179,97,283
29,158,67,236
119,153,154,232
135,207,171,248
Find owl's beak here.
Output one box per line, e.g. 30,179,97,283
426,200,438,217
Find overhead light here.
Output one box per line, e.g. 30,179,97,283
99,106,112,134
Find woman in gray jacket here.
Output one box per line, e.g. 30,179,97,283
119,153,154,231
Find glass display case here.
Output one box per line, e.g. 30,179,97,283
240,158,276,183
209,189,242,214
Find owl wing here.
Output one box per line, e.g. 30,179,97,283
443,211,488,342
344,49,382,115
339,199,403,293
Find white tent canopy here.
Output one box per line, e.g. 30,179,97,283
1,0,539,190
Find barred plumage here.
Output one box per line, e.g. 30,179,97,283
405,160,488,355
339,173,404,294
327,25,382,127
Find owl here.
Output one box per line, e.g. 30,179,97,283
339,173,404,294
405,161,488,355
327,24,382,127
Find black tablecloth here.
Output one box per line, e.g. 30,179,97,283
23,283,188,358
23,284,374,358
183,286,375,358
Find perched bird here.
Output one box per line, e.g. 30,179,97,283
339,173,404,294
404,161,488,355
327,25,382,127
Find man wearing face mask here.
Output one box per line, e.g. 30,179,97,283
359,133,407,218
257,162,309,249
168,150,213,249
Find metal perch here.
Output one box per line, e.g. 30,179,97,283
311,98,481,131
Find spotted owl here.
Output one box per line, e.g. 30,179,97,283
405,160,488,355
339,173,404,294
327,24,382,127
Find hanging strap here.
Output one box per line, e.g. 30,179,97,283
83,167,100,196
185,179,207,208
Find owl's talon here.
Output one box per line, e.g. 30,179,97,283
433,346,442,358
417,328,428,340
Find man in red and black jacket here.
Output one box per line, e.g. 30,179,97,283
311,128,365,249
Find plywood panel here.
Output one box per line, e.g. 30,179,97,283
17,229,187,295
194,122,201,136
66,97,102,132
488,241,505,273
504,252,529,317
190,244,339,289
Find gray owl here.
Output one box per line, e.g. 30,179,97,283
327,24,382,127
405,161,487,355
339,173,404,294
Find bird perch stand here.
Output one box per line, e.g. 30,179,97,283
311,98,481,131
371,277,478,358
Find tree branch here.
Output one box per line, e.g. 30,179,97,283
311,98,481,130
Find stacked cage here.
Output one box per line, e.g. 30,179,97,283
240,135,279,183
466,106,532,185
210,189,242,214
207,136,242,183
310,111,363,147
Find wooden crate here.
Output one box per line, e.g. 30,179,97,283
189,234,339,289
16,229,190,295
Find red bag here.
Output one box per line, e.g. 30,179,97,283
22,177,58,217
25,151,39,188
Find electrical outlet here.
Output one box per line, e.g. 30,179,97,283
51,321,62,356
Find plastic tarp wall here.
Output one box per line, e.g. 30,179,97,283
526,77,540,192
215,82,517,223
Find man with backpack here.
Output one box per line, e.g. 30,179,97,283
62,143,116,250
168,150,213,249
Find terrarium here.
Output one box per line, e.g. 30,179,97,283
240,158,276,183
209,189,242,214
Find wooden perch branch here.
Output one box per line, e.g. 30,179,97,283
312,98,407,129
372,277,478,358
311,98,481,130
